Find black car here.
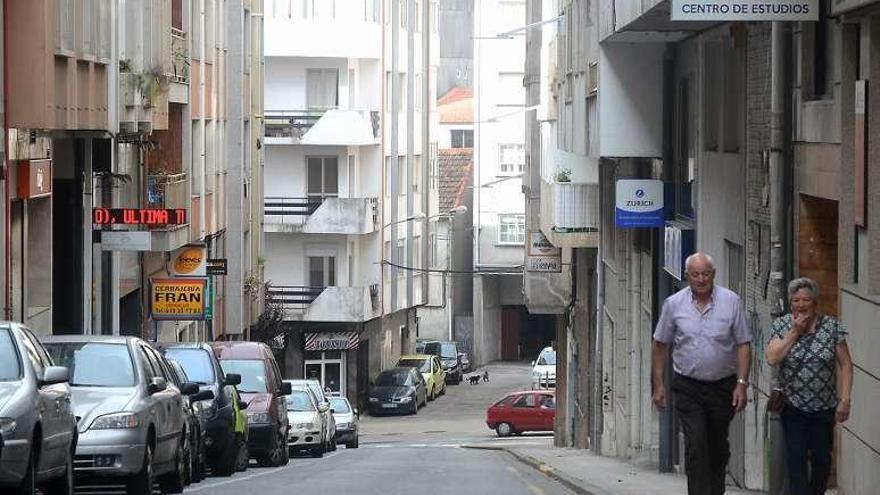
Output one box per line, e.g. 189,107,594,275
165,357,213,485
368,367,428,415
424,341,463,384
157,343,243,477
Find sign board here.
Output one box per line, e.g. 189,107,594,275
304,332,360,351
670,0,818,21
615,179,665,228
100,231,153,251
207,258,228,276
171,245,207,277
528,231,561,256
663,223,695,281
151,278,207,320
92,208,187,226
18,159,52,199
527,256,563,273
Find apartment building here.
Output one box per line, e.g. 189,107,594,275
263,0,438,407
1,0,263,341
525,0,877,493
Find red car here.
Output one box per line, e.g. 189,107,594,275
486,390,556,437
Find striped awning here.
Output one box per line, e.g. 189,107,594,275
304,331,359,351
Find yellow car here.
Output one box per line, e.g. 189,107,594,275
397,354,447,401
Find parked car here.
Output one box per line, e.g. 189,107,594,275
486,390,556,437
328,396,359,449
0,323,76,495
531,346,556,389
368,367,427,415
424,341,463,384
43,335,190,495
164,357,210,485
286,379,336,453
284,388,325,457
157,343,245,477
397,354,446,400
414,338,434,354
211,342,290,468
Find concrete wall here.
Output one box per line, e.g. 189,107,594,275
438,0,474,96
264,145,350,197
265,57,351,111
473,274,502,366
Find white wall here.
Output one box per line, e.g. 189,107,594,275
264,0,382,59
265,145,349,198
265,57,350,111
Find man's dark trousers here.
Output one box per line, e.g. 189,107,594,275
673,373,737,495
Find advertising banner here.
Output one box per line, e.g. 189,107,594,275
670,0,818,21
151,278,207,320
615,179,665,228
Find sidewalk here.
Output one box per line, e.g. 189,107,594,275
463,437,765,495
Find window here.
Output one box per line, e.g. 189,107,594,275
499,144,525,174
54,0,75,55
396,239,405,273
307,69,339,109
512,394,537,408
307,156,339,201
803,0,831,100
450,130,474,148
309,256,336,287
498,214,526,244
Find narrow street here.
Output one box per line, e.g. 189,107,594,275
178,363,570,495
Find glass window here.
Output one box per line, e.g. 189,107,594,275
512,394,537,408
44,342,136,387
498,214,526,244
329,397,350,413
398,358,431,373
164,348,216,384
540,395,556,409
499,144,525,174
286,390,316,412
450,130,474,148
220,359,268,393
537,349,556,365
375,370,410,387
0,328,22,381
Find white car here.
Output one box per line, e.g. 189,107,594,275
284,388,326,458
531,346,556,389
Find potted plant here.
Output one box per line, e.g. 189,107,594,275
554,167,572,183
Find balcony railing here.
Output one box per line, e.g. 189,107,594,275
266,285,325,313
264,197,323,222
170,27,189,84
265,109,327,140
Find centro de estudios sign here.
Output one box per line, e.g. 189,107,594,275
670,0,818,21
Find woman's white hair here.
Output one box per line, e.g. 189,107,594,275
788,277,820,301
684,253,715,272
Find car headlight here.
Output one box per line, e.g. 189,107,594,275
336,422,350,429
368,397,379,402
295,422,315,430
247,412,270,424
0,418,17,435
90,413,139,430
397,396,413,403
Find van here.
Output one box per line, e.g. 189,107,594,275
210,342,292,467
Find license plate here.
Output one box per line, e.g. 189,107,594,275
381,403,397,408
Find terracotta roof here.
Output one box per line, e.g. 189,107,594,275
438,87,473,124
438,148,473,212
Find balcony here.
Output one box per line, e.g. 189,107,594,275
264,109,380,146
264,197,378,234
539,180,599,248
147,172,190,251
168,27,189,104
267,284,380,323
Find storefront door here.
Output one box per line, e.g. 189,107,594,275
304,351,346,395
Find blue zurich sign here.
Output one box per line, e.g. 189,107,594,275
615,179,665,228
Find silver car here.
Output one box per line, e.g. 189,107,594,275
328,397,359,449
0,323,76,494
43,336,189,495
286,379,336,452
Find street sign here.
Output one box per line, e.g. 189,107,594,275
207,258,228,275
615,179,665,228
670,0,817,21
100,231,153,251
171,245,207,277
527,256,562,273
151,278,207,320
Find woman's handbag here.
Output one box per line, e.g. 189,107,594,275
766,317,822,414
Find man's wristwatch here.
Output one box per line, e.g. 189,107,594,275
736,377,748,386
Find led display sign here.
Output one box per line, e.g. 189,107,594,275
93,208,187,226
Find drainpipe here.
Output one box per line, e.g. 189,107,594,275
592,194,604,454
767,20,791,495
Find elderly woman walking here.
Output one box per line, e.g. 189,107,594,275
765,277,853,495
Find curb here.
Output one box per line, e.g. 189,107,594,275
461,445,607,495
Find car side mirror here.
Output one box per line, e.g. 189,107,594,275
224,373,242,386
330,408,337,414
180,382,200,396
280,382,293,396
40,366,69,386
238,400,249,410
148,377,168,394
531,361,536,366
192,390,215,402
354,408,359,419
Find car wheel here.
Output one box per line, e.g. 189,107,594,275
311,445,324,458
158,438,187,494
330,436,337,452
16,442,36,495
495,422,514,438
126,443,154,495
346,436,359,449
213,431,238,477
258,431,285,467
234,436,249,473
43,446,74,495
281,435,290,465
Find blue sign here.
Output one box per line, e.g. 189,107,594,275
615,179,665,228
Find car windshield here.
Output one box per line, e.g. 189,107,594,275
286,390,315,412
398,358,431,373
537,349,556,365
329,398,350,413
376,371,411,387
440,344,457,358
44,342,135,387
165,348,215,384
220,359,268,393
0,329,22,381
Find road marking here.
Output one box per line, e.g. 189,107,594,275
186,465,290,492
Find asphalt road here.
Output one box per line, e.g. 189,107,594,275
75,362,571,495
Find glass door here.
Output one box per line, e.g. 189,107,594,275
303,351,346,395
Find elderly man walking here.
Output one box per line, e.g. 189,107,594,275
652,253,752,495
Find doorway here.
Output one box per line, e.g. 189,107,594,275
304,350,346,395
